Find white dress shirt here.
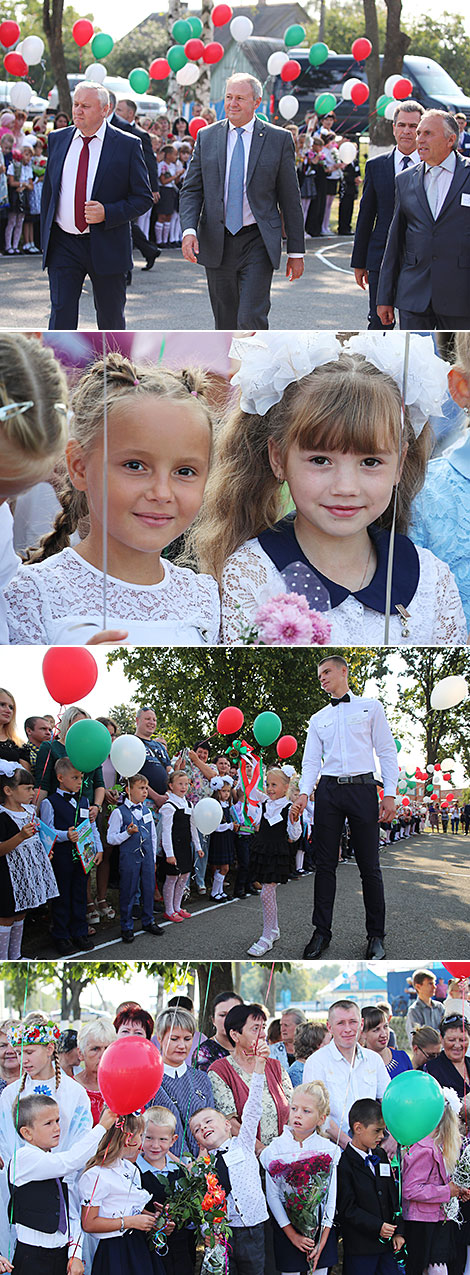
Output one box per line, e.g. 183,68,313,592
424,150,456,218
55,119,107,234
107,797,157,860
349,1141,378,1173
79,1159,151,1238
160,791,202,858
40,790,102,851
213,1071,268,1228
394,147,420,175
11,1123,103,1257
260,1127,340,1229
303,1040,390,1137
299,692,399,798
0,502,20,644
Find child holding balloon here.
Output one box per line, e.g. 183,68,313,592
402,1091,467,1275
79,1112,165,1275
207,776,237,902
247,768,301,957
0,761,59,960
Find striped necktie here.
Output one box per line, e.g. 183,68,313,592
225,127,245,234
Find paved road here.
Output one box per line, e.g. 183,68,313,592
0,237,368,330
23,829,470,961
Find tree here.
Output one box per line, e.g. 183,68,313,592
368,648,470,770
363,0,411,144
196,963,235,1035
106,19,168,90
407,13,470,98
0,961,188,1019
108,701,138,736
43,0,73,114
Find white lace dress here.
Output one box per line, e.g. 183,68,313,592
4,548,221,645
0,803,59,911
221,538,468,646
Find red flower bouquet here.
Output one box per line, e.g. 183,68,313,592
268,1152,333,1253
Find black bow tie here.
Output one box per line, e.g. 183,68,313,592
130,804,142,811
331,694,350,707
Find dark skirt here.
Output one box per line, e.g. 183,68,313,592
0,853,15,913
250,842,290,885
209,829,235,867
272,1215,338,1272
91,1231,165,1275
404,1218,457,1274
13,1242,67,1275
158,187,177,215
161,843,193,877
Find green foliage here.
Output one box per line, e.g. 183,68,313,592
368,648,470,771
306,0,387,54
0,960,189,1018
407,13,470,98
240,962,339,1006
0,0,94,95
108,701,138,736
105,18,168,92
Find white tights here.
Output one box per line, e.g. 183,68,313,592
261,883,278,940
163,872,189,915
426,1265,448,1275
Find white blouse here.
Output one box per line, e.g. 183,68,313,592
260,1127,340,1231
79,1159,152,1239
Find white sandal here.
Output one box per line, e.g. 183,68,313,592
247,937,273,956
97,900,116,919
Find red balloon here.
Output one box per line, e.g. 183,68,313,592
351,37,372,60
149,57,170,79
434,763,441,771
72,19,94,47
98,1038,164,1115
189,116,208,139
42,647,98,705
203,41,224,64
443,962,470,979
350,81,369,105
401,796,410,805
4,51,27,75
185,38,205,60
379,788,384,800
211,4,232,25
281,59,301,82
443,773,451,782
276,734,297,759
414,769,421,778
0,20,20,48
216,705,244,734
393,77,413,100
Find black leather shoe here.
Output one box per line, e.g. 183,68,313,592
246,884,261,895
143,922,163,936
121,931,135,944
303,931,330,959
142,249,161,270
125,271,132,286
366,936,385,960
233,889,246,898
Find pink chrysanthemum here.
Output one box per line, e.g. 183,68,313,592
255,593,331,646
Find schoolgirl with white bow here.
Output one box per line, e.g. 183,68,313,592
189,331,467,646
247,768,301,958
0,762,59,960
207,775,236,902
158,769,204,922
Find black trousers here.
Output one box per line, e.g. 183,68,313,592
47,223,127,329
205,225,273,329
51,842,88,943
399,305,470,330
368,267,395,329
228,1222,265,1275
13,1242,67,1275
312,777,385,940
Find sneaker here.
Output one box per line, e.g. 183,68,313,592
196,885,206,896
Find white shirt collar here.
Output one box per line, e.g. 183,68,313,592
73,119,107,144
349,1142,369,1160
425,151,456,175
56,788,76,800
228,116,256,135
163,1061,188,1078
330,1039,365,1065
396,147,420,167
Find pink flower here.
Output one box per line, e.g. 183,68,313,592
255,593,330,646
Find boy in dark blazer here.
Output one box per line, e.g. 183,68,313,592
336,1098,405,1275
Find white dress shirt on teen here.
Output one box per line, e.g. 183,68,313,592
10,1122,103,1257
299,693,399,798
303,1040,390,1137
55,120,107,234
260,1126,340,1229
160,791,202,858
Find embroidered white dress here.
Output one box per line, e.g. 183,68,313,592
4,548,221,645
0,803,59,911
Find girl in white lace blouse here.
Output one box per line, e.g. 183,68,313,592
189,332,467,647
4,353,220,646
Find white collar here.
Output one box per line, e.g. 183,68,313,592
349,1142,369,1160
125,796,142,810
397,148,420,165
56,788,77,800
425,151,456,175
329,1039,365,1065
228,116,256,135
73,120,107,144
163,1061,188,1078
167,792,188,807
217,1139,231,1154
265,796,289,812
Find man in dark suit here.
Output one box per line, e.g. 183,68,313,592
112,96,160,271
377,109,470,329
456,113,470,156
180,72,305,329
41,82,153,329
351,101,423,328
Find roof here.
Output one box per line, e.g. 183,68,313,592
130,3,309,44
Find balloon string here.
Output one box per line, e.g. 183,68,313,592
254,961,275,1054
8,962,30,1261
179,962,214,1160
69,1131,113,1262
383,331,409,643
32,708,63,810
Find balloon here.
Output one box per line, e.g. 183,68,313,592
188,16,203,37
0,20,20,48
376,94,394,116
351,82,369,105
384,74,402,96
110,735,147,778
167,45,188,73
176,63,199,84
3,52,28,76
217,706,244,734
253,711,282,747
276,735,297,759
431,675,468,710
193,797,224,835
98,1037,164,1114
394,738,402,752
352,37,372,60
267,51,289,75
72,19,94,47
393,77,413,100
211,4,233,26
129,67,150,93
315,92,337,115
281,59,301,82
149,57,170,80
426,784,434,792
256,112,269,122
172,18,192,43
382,1071,444,1145
397,781,407,792
285,24,306,46
434,763,441,771
443,773,452,782
230,16,253,41
20,35,45,64
402,797,410,806
85,63,106,83
384,101,397,120
189,115,207,138
203,41,224,64
10,82,32,109
441,758,455,770
427,764,435,773
342,77,361,100
91,32,114,59
279,95,299,120
442,962,470,978
309,42,329,66
184,37,205,60
65,719,111,771
42,646,98,704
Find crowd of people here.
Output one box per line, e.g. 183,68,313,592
0,985,469,1275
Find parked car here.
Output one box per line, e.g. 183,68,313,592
0,81,49,116
48,73,165,118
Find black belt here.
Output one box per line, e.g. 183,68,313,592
327,772,376,785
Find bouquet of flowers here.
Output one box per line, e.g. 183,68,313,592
236,594,332,646
152,1154,232,1275
268,1152,332,1264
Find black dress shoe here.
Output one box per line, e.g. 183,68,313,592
71,934,94,950
142,248,161,270
245,884,260,895
366,936,385,960
233,889,246,898
121,931,135,943
54,938,75,955
142,922,163,936
303,931,330,959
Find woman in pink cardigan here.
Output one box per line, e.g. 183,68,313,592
402,1097,468,1274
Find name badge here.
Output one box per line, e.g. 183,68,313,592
224,1145,245,1166
461,194,470,206
79,808,88,819
379,1163,391,1176
143,812,153,823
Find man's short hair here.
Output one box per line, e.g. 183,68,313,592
328,999,360,1020
421,109,459,148
74,81,109,110
349,1097,383,1132
412,968,435,988
226,72,262,102
393,100,424,125
455,112,467,123
107,89,116,109
317,656,349,673
119,98,137,117
24,716,40,735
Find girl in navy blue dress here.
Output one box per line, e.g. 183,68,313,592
248,768,301,957
207,776,236,901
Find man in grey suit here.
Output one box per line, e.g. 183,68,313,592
180,73,305,328
377,109,470,329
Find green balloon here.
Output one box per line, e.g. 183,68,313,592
65,719,111,772
91,32,114,58
285,24,305,47
407,781,416,790
253,711,282,748
376,94,394,116
187,16,203,37
129,67,150,92
394,737,401,752
426,783,434,792
256,111,269,121
309,42,328,66
382,1071,444,1146
167,45,188,72
315,92,336,116
172,18,192,43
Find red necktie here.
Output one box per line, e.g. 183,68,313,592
74,135,92,232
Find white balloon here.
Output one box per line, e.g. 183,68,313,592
440,757,456,770
342,77,360,101
110,734,147,778
384,74,402,96
279,93,298,120
397,780,407,791
230,15,253,41
426,764,435,773
384,101,396,120
338,140,357,163
193,797,223,835
176,63,200,85
48,87,59,109
430,675,469,710
85,63,107,84
21,35,45,65
10,82,33,110
267,51,289,76
422,797,431,804
15,40,24,56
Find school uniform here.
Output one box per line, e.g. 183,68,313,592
137,1154,195,1275
8,1122,103,1275
40,788,102,944
208,802,236,867
251,795,301,885
159,793,201,876
336,1142,404,1275
79,1158,165,1275
209,1070,269,1275
261,1126,339,1273
107,797,157,937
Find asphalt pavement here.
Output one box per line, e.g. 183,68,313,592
0,237,368,330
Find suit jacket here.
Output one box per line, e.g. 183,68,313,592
111,113,159,191
179,116,305,269
336,1144,404,1256
351,149,396,272
41,121,153,274
459,131,470,157
377,151,470,315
